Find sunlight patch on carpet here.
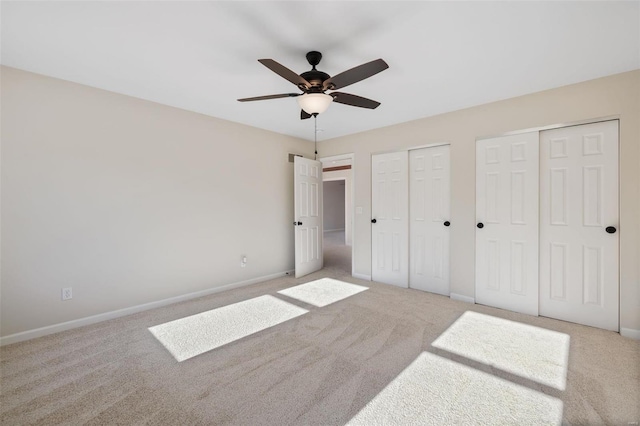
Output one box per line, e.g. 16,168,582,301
348,352,563,425
149,295,308,362
432,311,570,390
277,278,368,307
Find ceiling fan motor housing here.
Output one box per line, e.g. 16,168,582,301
300,70,330,91
301,51,332,91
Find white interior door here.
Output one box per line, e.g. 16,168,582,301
539,121,619,331
476,132,539,316
409,145,451,295
371,151,408,287
294,156,323,278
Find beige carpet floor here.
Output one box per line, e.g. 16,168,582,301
1,231,639,425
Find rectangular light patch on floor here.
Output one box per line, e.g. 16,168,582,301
432,311,570,390
277,278,368,307
348,352,563,425
149,295,308,362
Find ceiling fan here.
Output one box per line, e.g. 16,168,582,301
238,51,388,120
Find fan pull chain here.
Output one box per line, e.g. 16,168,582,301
314,115,318,160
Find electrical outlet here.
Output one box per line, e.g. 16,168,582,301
241,255,247,268
62,287,73,301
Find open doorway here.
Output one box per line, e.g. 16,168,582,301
320,154,353,276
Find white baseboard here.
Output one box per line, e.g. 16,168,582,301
352,273,371,281
0,269,295,346
324,228,345,233
450,293,475,304
620,327,640,340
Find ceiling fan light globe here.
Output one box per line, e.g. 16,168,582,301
297,93,333,115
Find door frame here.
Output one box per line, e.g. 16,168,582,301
370,142,450,157
476,115,620,140
319,153,355,277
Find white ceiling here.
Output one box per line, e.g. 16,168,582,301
2,1,638,142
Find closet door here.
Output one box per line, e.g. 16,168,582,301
409,145,451,295
371,151,409,287
476,132,539,316
539,121,619,331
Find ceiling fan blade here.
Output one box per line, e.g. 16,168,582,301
237,93,300,102
258,59,311,89
331,92,381,109
301,110,312,120
323,59,388,90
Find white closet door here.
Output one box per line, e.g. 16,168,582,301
294,156,323,278
371,151,409,287
476,132,539,316
539,121,619,331
409,145,451,295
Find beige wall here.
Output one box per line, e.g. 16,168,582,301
323,181,346,231
323,168,353,245
0,66,314,337
319,70,640,333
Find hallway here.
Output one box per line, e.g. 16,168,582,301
323,230,351,275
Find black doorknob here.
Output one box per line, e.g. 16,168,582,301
444,221,451,227
297,221,303,226
477,223,484,229
371,219,377,224
606,226,617,234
